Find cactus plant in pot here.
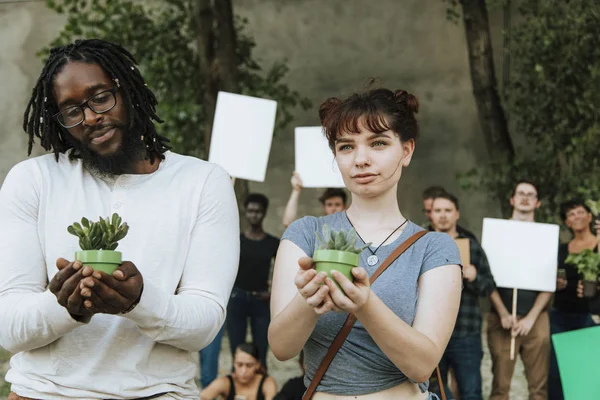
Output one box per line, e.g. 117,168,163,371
313,224,371,290
565,248,600,298
67,213,129,274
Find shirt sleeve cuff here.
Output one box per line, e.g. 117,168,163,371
40,290,87,333
121,280,169,328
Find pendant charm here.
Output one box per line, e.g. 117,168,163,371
367,255,379,266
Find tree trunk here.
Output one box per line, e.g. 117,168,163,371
460,0,515,161
194,0,248,229
194,0,218,157
461,0,515,216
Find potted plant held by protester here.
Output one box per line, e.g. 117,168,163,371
67,213,129,274
313,224,370,291
565,248,600,298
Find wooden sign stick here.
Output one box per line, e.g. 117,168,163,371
510,288,518,360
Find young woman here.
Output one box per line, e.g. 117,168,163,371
269,88,462,399
550,199,599,400
200,343,277,400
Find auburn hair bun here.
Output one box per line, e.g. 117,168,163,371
318,97,342,124
394,89,419,114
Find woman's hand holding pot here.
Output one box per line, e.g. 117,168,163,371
295,257,336,315
326,267,371,314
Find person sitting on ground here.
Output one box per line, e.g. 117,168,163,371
274,351,306,400
282,171,347,228
200,343,277,400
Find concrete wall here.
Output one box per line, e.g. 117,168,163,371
0,0,508,238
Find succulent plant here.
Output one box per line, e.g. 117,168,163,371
315,224,372,254
565,248,600,281
586,199,600,217
67,213,129,251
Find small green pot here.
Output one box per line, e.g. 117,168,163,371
75,250,122,274
313,250,359,289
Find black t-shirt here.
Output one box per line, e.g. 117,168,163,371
554,243,598,313
234,233,279,292
274,377,305,400
497,287,540,317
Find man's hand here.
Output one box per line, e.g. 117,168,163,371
463,264,478,282
49,258,95,322
556,277,567,291
512,314,536,337
291,171,303,192
498,312,515,330
79,261,143,314
595,219,600,236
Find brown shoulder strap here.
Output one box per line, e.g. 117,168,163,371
303,230,435,400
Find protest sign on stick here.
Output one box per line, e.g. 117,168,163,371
482,218,559,359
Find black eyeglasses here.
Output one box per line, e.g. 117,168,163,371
53,87,119,128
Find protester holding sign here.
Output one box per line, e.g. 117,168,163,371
0,39,240,399
549,199,599,400
282,171,347,228
269,88,462,399
487,180,553,400
430,192,497,400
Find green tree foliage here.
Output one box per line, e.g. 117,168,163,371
459,0,600,222
42,0,311,158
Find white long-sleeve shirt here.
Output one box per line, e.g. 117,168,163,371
0,151,240,399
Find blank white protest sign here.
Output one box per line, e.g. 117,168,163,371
481,218,559,292
294,127,345,188
208,92,277,182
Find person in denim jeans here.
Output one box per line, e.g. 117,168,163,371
198,326,225,388
227,194,279,369
430,193,497,400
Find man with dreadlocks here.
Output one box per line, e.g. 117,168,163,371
0,39,240,400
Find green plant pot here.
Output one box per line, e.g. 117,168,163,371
75,250,122,274
582,279,598,299
313,250,359,291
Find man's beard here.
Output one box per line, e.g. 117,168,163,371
69,123,147,177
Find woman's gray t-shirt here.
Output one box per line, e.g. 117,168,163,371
281,212,462,396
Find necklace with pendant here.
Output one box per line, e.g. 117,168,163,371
345,212,409,266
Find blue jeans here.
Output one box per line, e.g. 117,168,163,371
198,325,225,388
549,309,595,400
226,287,271,369
436,333,483,400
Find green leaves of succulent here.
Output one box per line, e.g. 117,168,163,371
315,224,372,254
565,248,600,281
67,213,129,251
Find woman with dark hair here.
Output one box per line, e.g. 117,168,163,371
549,199,599,400
269,87,462,400
200,343,277,400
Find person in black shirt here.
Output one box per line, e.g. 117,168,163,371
227,193,280,369
274,351,306,400
549,199,598,400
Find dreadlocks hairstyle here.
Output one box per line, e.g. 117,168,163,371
23,38,170,162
